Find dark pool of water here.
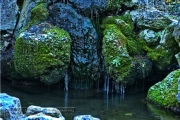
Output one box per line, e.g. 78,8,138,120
1,83,180,120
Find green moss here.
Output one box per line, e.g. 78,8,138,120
102,15,134,37
102,23,133,83
147,69,180,108
102,15,145,56
101,15,151,83
143,45,178,69
14,24,71,78
24,3,48,31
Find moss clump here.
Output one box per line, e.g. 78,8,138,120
14,23,71,78
147,69,180,109
102,15,145,56
25,3,49,30
144,45,179,69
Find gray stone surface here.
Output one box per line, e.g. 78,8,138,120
0,0,19,33
49,3,101,85
139,29,159,45
130,8,171,30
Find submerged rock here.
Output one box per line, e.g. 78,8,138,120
26,105,64,119
14,22,71,85
74,115,100,120
0,93,25,120
25,112,65,120
147,69,180,112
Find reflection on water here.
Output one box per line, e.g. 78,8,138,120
1,83,180,120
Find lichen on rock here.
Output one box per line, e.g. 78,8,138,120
14,22,71,85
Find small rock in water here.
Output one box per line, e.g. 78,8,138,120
124,113,133,116
74,115,100,120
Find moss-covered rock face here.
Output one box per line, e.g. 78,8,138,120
102,24,133,83
102,16,134,83
30,3,48,25
147,69,180,110
102,15,153,84
14,22,71,84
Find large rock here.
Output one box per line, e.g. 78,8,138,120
130,8,172,30
49,3,101,87
14,22,71,85
102,20,133,83
0,93,25,120
26,105,65,119
101,15,153,84
147,69,180,111
0,0,19,33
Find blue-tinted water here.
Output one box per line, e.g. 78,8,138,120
1,83,180,120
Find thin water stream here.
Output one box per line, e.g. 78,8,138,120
1,82,180,120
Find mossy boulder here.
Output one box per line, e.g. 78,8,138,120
147,69,180,111
14,22,71,85
102,24,133,83
102,15,153,84
102,16,134,83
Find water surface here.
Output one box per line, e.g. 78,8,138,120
1,83,180,120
